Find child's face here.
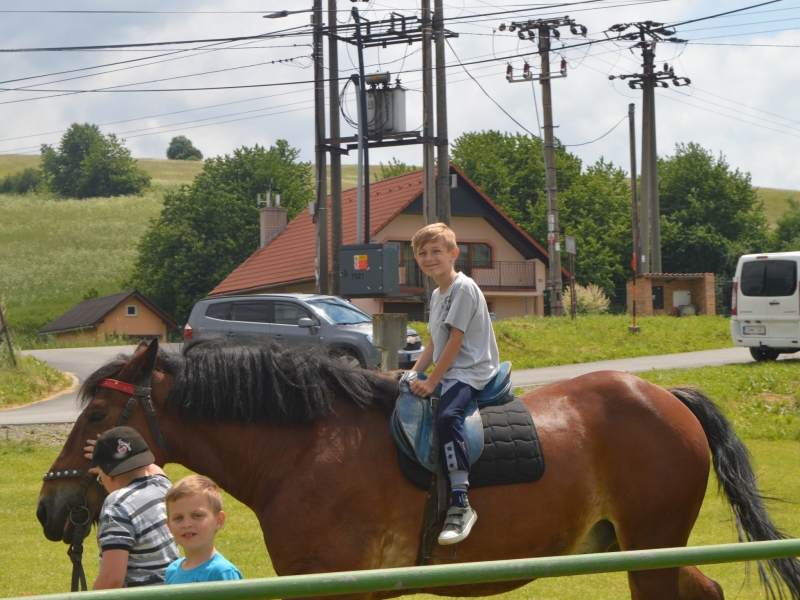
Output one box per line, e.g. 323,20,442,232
167,493,225,554
414,238,460,281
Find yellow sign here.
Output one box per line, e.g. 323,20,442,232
354,255,368,270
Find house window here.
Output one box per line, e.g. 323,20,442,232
126,305,137,317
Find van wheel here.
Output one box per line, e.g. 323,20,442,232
333,348,364,369
750,347,780,362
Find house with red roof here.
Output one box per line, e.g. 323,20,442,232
210,164,552,319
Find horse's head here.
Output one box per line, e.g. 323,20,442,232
36,339,170,543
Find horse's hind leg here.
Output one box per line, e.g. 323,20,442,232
679,566,724,599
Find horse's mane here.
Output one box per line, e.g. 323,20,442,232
80,340,399,426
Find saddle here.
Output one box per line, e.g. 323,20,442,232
390,362,515,473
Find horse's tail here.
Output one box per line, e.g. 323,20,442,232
670,385,800,599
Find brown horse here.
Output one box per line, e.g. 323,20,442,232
37,339,800,599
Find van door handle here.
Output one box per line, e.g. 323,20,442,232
769,301,780,305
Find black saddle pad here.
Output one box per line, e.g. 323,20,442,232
397,397,545,490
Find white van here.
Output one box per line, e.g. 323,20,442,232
730,251,800,361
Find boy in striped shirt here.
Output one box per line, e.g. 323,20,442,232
91,426,180,588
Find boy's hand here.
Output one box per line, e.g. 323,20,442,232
410,377,437,398
85,435,100,475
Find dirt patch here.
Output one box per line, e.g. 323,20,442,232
0,423,73,446
759,392,795,404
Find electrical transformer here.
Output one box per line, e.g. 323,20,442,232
366,85,407,136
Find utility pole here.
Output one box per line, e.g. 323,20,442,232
313,0,328,293
433,0,450,225
421,0,436,227
0,303,15,367
609,22,689,273
628,103,641,275
502,17,585,316
328,0,342,295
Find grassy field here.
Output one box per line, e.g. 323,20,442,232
757,186,800,228
412,314,733,370
2,360,800,598
0,355,72,411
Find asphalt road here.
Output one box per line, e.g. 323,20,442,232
0,344,775,426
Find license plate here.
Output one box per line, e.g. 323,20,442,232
743,326,766,336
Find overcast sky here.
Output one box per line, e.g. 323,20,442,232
1,0,798,190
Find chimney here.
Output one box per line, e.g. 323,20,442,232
260,205,287,247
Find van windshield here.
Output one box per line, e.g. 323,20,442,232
307,299,372,325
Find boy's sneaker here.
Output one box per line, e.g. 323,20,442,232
437,505,477,545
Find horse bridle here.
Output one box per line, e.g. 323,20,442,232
41,370,172,592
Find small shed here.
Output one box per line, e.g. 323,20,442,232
626,273,716,317
40,291,178,343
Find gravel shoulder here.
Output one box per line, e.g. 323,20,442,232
1,423,73,446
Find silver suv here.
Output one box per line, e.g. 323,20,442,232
184,293,423,369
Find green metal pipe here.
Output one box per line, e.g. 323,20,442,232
11,539,800,600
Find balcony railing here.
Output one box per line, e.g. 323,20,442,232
399,260,537,291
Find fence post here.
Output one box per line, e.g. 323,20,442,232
372,313,407,372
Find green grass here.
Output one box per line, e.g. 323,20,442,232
0,355,72,410
412,314,733,370
757,186,800,229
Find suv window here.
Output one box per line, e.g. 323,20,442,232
205,302,232,320
230,301,270,323
274,302,311,325
741,260,797,297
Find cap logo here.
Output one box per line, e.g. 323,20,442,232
117,439,132,454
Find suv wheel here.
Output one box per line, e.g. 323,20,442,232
333,348,364,369
750,347,780,362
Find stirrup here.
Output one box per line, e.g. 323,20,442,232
437,505,477,546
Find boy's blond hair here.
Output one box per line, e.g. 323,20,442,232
411,222,457,254
165,475,223,515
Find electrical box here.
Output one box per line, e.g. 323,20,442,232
339,243,399,298
673,290,691,308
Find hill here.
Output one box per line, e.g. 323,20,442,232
0,154,793,345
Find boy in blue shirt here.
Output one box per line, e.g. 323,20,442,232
165,475,242,584
410,223,500,545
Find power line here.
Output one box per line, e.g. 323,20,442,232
561,114,627,147
445,38,537,136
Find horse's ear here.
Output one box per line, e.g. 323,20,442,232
118,338,160,383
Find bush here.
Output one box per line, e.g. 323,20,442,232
0,167,44,194
166,136,203,161
563,283,611,315
40,123,150,198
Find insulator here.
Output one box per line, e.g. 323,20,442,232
552,28,560,39
580,25,587,36
518,30,525,40
523,62,530,74
509,23,516,32
499,23,506,32
561,58,567,70
570,25,578,35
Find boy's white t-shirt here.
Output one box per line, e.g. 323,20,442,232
429,271,499,394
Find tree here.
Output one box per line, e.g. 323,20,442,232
373,157,415,181
771,198,800,252
40,123,150,198
451,130,582,235
128,141,313,323
167,135,203,161
658,142,769,277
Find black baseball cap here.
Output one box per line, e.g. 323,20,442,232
92,426,155,476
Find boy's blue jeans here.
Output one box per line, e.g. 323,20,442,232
439,381,477,476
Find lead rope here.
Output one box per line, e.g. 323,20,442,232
66,470,97,592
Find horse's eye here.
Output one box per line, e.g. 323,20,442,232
88,411,106,424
